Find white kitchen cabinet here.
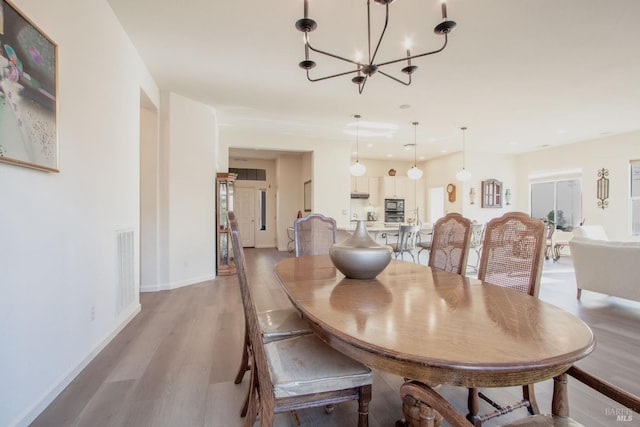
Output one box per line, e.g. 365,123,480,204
350,176,369,193
367,177,380,207
381,176,408,199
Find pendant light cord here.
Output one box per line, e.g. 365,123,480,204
461,126,467,170
356,115,360,163
413,121,419,167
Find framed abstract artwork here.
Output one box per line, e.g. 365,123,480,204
0,0,58,172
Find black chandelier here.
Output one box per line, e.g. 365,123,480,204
295,0,457,94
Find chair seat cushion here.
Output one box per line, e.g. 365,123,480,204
264,334,372,399
499,414,584,427
258,308,311,342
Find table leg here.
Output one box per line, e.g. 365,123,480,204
399,381,469,427
551,372,570,417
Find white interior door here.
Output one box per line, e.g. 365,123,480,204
429,187,445,224
236,187,255,247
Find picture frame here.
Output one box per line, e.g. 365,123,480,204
0,0,58,172
303,180,311,212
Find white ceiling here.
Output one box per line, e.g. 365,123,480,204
107,0,640,162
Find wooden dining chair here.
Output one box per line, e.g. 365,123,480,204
294,212,337,256
467,223,484,272
385,224,421,262
468,211,547,426
229,212,312,417
399,365,640,427
416,230,433,264
229,212,373,427
544,221,555,260
428,213,472,274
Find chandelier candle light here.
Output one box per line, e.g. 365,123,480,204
295,0,457,94
407,122,423,180
350,114,366,176
456,126,471,182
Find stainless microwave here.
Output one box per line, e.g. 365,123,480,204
385,199,404,212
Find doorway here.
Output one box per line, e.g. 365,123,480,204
235,187,256,247
429,187,445,224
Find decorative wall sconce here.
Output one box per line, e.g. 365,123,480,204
469,188,476,205
505,189,512,205
597,168,609,209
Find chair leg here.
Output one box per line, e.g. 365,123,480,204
234,329,250,384
357,384,372,427
243,368,259,427
240,384,250,417
466,388,482,426
523,384,539,415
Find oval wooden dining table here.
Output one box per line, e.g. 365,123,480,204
274,255,596,423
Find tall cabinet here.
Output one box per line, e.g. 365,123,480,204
216,172,237,276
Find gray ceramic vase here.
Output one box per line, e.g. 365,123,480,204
329,220,393,279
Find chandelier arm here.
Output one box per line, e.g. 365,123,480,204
369,3,391,65
306,68,360,82
375,35,449,68
357,77,368,94
306,40,360,66
377,70,411,86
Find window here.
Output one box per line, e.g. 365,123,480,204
631,160,640,235
531,178,582,231
228,168,266,181
259,189,267,231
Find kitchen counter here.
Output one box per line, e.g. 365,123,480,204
338,222,432,243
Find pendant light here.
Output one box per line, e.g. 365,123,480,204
407,122,423,180
455,126,471,182
350,114,366,176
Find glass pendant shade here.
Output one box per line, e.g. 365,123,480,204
351,161,366,176
407,165,423,180
456,126,471,182
407,121,422,180
456,168,471,182
350,114,366,176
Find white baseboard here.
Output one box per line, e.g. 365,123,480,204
16,304,141,427
140,274,216,292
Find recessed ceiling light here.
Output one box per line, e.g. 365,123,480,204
399,104,411,110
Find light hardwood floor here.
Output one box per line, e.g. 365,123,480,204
32,249,640,426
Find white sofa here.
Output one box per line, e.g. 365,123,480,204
569,237,640,301
552,225,608,261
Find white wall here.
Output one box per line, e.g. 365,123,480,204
423,151,518,224
514,131,640,241
421,131,640,241
140,105,160,289
275,154,305,251
0,1,159,425
153,92,217,291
